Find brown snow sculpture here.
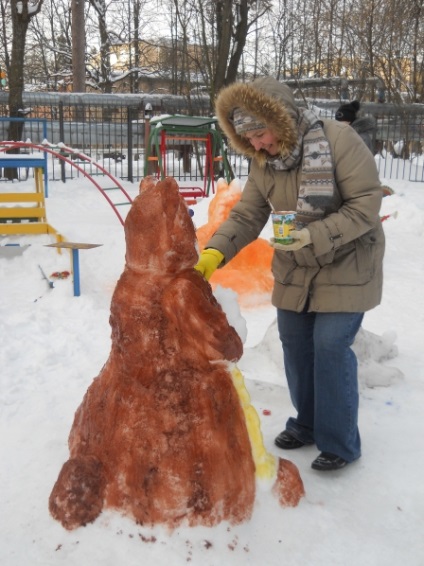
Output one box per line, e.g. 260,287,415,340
49,176,304,531
49,176,256,530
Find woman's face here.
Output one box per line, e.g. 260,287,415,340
244,128,280,156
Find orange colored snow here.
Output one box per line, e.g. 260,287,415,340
196,178,274,306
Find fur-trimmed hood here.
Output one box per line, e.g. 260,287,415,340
215,77,299,167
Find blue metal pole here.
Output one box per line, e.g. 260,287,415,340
72,248,81,296
42,118,49,197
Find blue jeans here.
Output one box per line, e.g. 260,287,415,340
277,308,364,462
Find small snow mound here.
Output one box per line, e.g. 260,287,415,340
249,320,403,389
352,327,398,363
358,361,404,388
253,318,283,367
353,327,404,387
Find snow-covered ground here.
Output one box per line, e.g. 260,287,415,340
1,165,423,565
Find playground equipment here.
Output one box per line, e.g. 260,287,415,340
46,241,103,297
0,140,134,295
144,115,232,201
0,141,134,227
0,149,63,242
0,117,49,193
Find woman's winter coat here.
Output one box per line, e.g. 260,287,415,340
208,77,385,313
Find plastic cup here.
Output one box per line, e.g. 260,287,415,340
271,211,296,244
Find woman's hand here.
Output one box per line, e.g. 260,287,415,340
270,228,312,251
194,249,225,280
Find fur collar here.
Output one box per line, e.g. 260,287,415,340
215,77,299,167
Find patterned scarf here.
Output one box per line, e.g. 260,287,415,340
267,108,339,226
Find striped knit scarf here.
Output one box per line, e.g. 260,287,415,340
267,108,338,227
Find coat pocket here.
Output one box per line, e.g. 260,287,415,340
353,231,377,283
320,233,376,285
272,252,308,286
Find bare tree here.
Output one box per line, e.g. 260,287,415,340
247,0,292,80
342,0,423,103
0,0,12,83
404,0,424,102
87,0,113,93
215,0,271,91
129,0,142,93
9,0,43,121
175,0,271,100
4,0,43,180
107,0,156,94
1,0,423,106
72,0,85,92
28,0,73,90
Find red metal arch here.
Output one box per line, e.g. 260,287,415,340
0,141,133,226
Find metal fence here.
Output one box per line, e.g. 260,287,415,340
0,91,423,185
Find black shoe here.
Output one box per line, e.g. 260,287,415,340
311,452,348,471
275,430,307,450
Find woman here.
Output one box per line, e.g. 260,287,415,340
195,77,385,471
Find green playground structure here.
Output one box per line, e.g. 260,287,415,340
144,115,232,197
